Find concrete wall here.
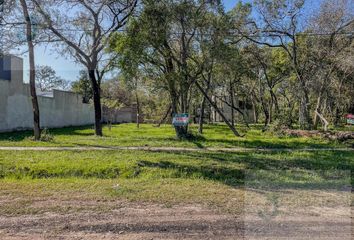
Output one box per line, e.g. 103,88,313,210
102,105,140,124
0,55,95,132
211,96,255,123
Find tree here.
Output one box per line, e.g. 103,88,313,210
306,0,354,128
231,0,353,130
0,0,4,55
0,0,4,40
33,0,138,136
71,70,93,103
19,0,41,140
109,0,243,138
2,0,60,140
241,45,291,129
239,0,314,129
35,65,68,91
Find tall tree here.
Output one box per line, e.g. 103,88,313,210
240,0,314,129
307,0,354,128
19,0,41,140
33,0,137,136
109,0,243,137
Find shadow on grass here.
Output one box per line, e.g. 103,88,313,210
0,131,32,142
137,151,353,190
48,126,94,137
172,151,353,171
200,138,334,149
0,125,95,143
138,160,244,185
0,124,339,150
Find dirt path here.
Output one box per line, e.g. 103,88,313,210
0,202,242,240
0,200,351,240
0,146,353,152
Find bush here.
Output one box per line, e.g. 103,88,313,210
26,128,54,142
268,119,291,136
40,128,54,142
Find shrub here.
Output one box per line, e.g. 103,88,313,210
40,128,54,142
27,128,54,142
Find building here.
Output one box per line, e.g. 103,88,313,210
211,95,255,124
0,55,138,133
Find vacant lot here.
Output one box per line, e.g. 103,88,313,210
0,124,353,239
0,124,353,148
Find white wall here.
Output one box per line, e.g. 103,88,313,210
0,55,95,132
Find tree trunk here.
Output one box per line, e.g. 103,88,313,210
195,81,242,137
259,87,270,131
135,90,140,129
251,98,258,123
262,103,270,131
20,0,41,140
268,100,273,124
299,91,312,130
198,95,207,134
230,81,235,127
271,90,279,115
155,105,171,127
198,75,212,134
297,73,312,130
334,107,341,127
313,96,322,129
88,70,102,136
315,111,329,131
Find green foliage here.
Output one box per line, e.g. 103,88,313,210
71,70,92,103
35,65,68,91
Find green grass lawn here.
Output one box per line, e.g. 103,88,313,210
0,123,351,148
0,149,352,214
0,124,352,215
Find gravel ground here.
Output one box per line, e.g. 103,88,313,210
0,199,352,240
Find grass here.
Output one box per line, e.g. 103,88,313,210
0,150,352,183
0,124,352,215
0,123,352,148
0,149,352,214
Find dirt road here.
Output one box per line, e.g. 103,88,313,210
0,200,351,240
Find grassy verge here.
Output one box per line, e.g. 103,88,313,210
0,149,352,215
0,150,352,181
0,123,351,148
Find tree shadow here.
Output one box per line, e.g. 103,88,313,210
171,151,353,172
201,138,335,149
137,150,353,191
137,160,245,186
48,125,94,137
0,124,340,149
0,130,32,142
0,125,95,143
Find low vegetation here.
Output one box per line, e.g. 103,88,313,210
0,124,352,148
0,144,352,214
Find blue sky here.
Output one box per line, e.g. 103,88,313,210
18,0,322,83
